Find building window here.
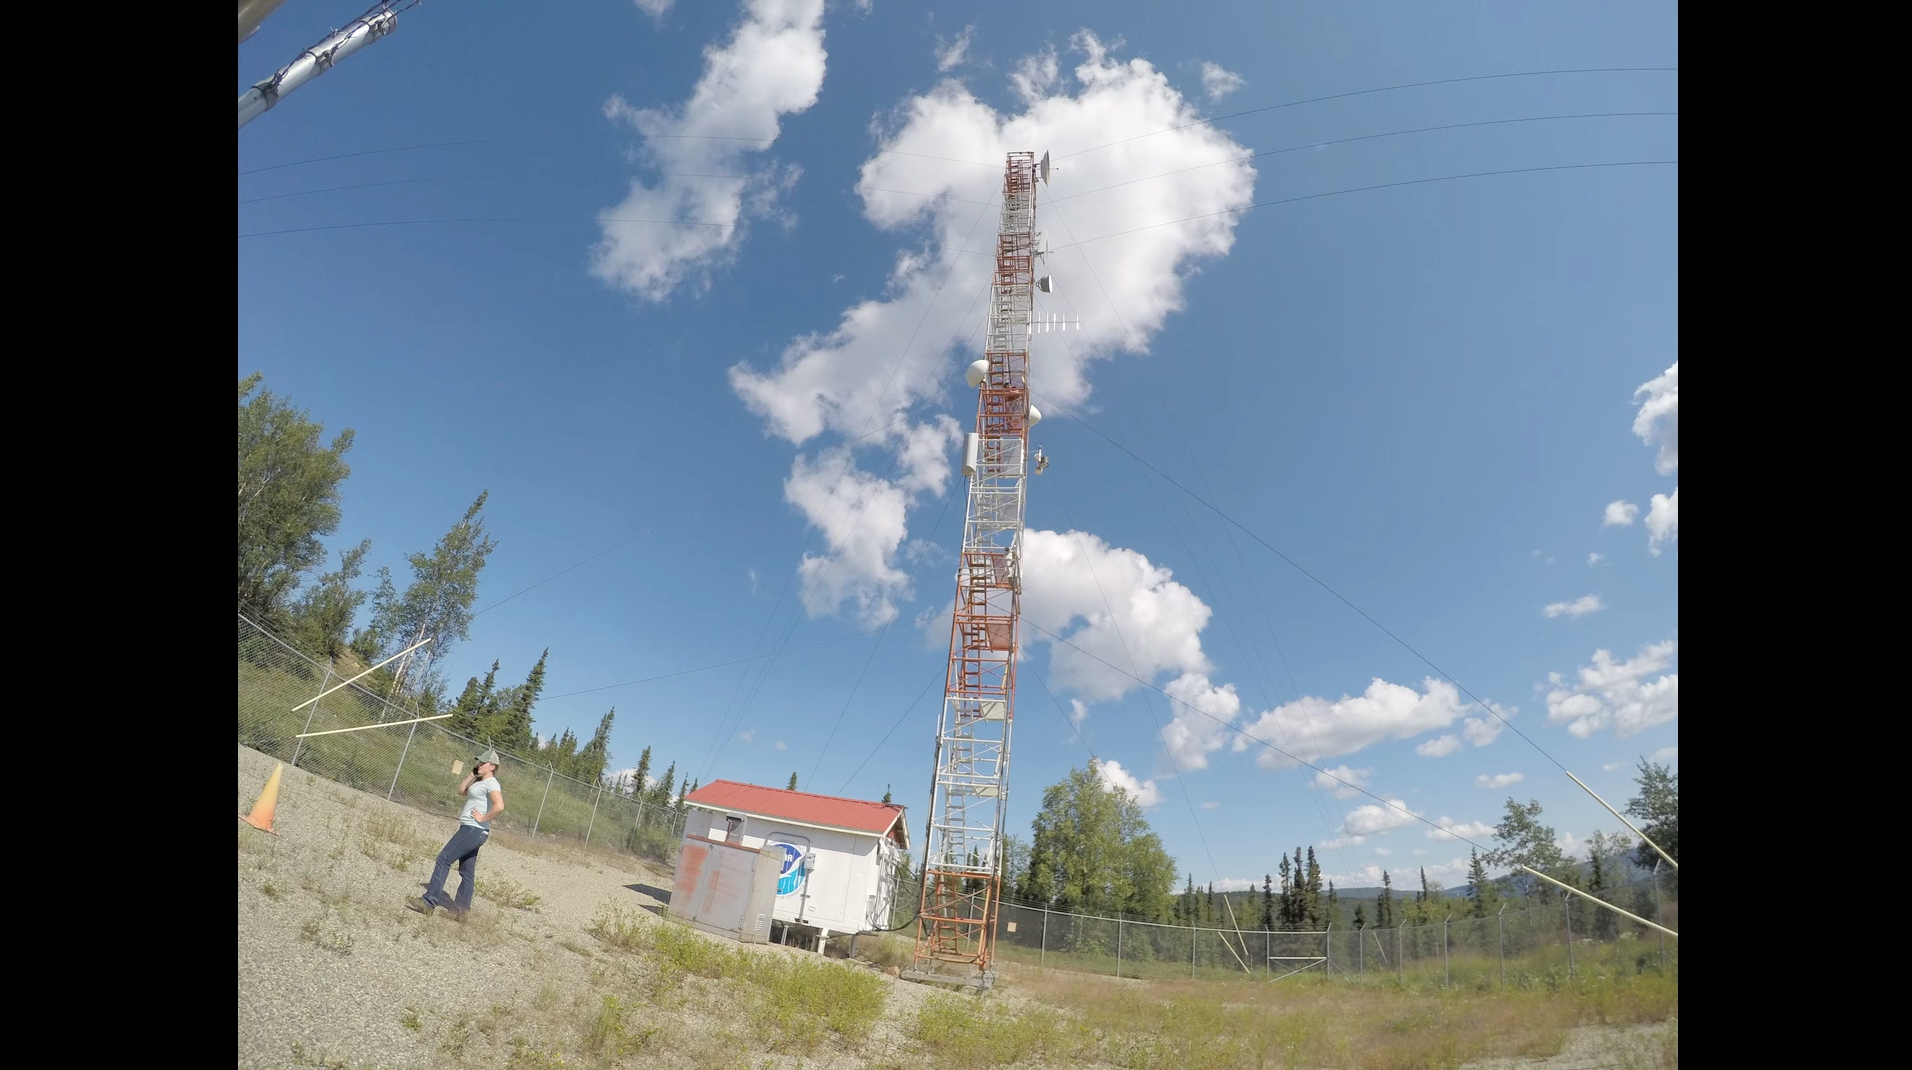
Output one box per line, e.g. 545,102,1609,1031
725,816,744,844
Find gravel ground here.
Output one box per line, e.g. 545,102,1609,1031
238,746,948,1070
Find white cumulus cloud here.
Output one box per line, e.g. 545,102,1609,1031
727,32,1256,623
1416,734,1462,758
1200,61,1245,100
1461,708,1509,748
1588,552,1605,566
591,0,826,301
1095,758,1162,807
1201,800,1219,810
1160,672,1241,771
1343,799,1423,836
1545,640,1678,738
1475,772,1524,789
1213,877,1256,892
633,0,673,18
1603,500,1638,527
1427,819,1494,842
1233,677,1475,768
1654,745,1678,762
1311,765,1374,800
934,25,974,71
1646,489,1678,555
1021,529,1214,701
1543,595,1606,619
1632,362,1678,475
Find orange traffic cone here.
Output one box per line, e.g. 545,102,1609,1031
241,762,284,835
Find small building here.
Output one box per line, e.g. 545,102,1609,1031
674,780,909,951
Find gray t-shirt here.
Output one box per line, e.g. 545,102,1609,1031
460,777,501,830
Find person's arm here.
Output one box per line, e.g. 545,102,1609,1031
472,788,505,824
459,772,478,794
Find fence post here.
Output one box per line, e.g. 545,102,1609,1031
290,667,332,769
1116,918,1123,979
1265,930,1270,980
1564,896,1574,980
1191,921,1197,978
1497,905,1506,990
1397,924,1403,983
1324,923,1331,976
1040,905,1048,969
1653,861,1665,972
1442,913,1451,989
584,783,604,845
387,721,418,801
532,767,555,836
1358,925,1364,974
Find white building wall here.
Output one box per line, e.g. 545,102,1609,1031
684,805,897,936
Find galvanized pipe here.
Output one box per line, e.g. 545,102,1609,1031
239,11,397,129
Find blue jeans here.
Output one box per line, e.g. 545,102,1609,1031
422,825,488,914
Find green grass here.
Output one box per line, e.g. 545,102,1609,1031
585,903,888,1051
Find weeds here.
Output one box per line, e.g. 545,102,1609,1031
505,1037,570,1069
585,904,652,954
579,995,659,1060
479,877,544,911
299,916,354,956
260,881,283,900
400,1007,422,1031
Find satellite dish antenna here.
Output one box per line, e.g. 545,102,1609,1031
1036,276,1055,294
966,359,989,388
1039,151,1052,185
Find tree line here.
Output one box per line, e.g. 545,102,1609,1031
1001,756,1677,932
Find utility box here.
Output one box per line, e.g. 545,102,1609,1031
669,839,785,944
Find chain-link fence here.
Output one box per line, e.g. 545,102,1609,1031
241,613,1675,987
885,872,1676,986
238,614,688,863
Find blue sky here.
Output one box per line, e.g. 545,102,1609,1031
239,0,1678,893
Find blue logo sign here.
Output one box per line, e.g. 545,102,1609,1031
773,843,807,896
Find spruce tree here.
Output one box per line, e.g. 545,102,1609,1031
630,746,653,799
1379,871,1395,929
788,772,799,791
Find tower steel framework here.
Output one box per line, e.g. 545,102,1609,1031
908,150,1046,987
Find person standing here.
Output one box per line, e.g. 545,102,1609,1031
409,749,504,918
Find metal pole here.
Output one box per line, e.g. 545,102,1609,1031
1654,860,1666,971
290,667,332,768
1564,897,1574,980
1040,905,1048,969
1191,921,1197,978
387,721,418,800
1324,923,1331,976
289,636,431,712
1562,769,1677,871
1358,926,1363,974
1442,914,1451,988
238,10,400,129
584,783,604,845
1498,905,1506,990
532,767,555,835
1116,919,1123,978
1517,864,1677,937
1397,924,1403,983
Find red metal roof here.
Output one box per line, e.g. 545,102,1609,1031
685,780,906,841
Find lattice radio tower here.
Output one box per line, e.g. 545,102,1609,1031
906,149,1060,989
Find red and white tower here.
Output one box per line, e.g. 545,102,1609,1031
908,150,1052,988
